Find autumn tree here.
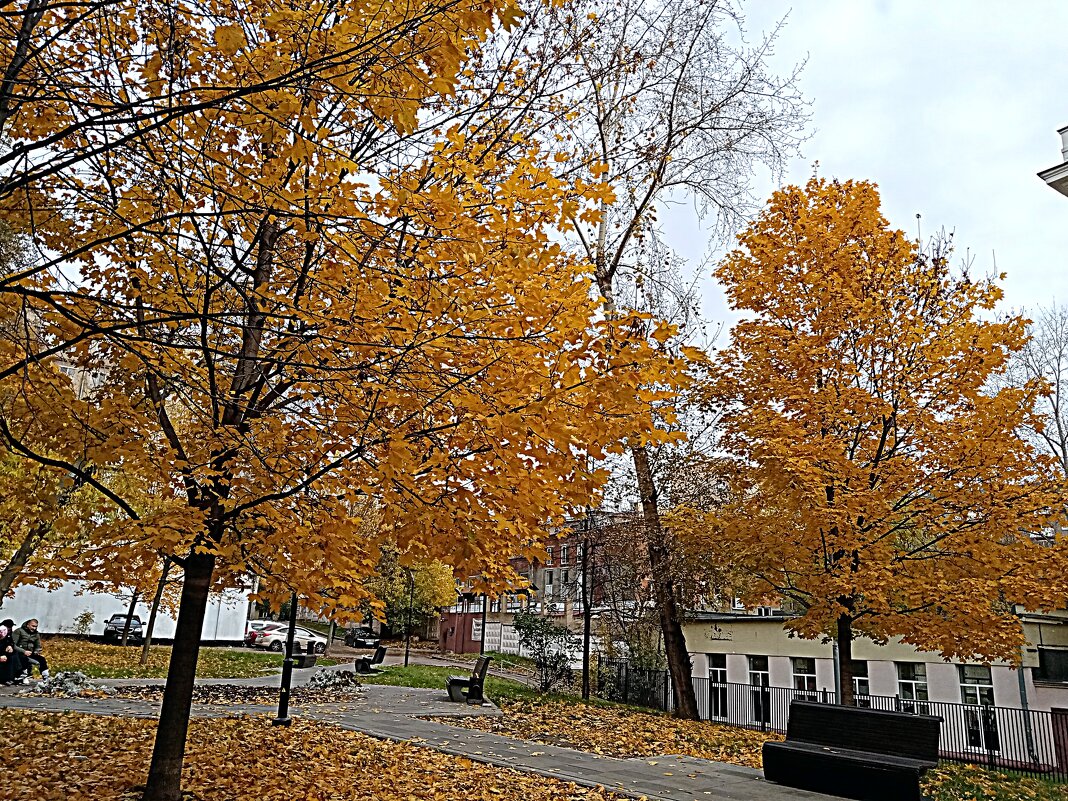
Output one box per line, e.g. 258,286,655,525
538,0,807,718
697,178,1065,705
363,545,456,635
0,2,693,799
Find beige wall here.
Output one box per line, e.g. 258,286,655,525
684,618,1022,666
683,616,1068,712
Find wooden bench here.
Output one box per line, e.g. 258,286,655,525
446,656,492,704
763,700,941,801
354,645,386,674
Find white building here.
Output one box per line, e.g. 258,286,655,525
1,579,249,642
678,610,1068,774
1039,124,1068,196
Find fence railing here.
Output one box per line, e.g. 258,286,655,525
594,656,1068,783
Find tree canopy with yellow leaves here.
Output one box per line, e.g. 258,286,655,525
693,178,1066,704
0,0,693,798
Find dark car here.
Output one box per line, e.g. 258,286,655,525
343,626,380,649
102,613,143,645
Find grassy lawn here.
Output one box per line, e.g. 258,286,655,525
46,637,339,679
2,710,620,801
359,663,540,702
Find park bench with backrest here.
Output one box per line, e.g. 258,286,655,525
446,655,492,704
762,699,941,801
288,639,318,669
354,645,386,674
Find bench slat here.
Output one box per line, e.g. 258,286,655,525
786,701,940,761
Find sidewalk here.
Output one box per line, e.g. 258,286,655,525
0,670,836,801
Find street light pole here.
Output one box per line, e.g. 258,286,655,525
273,591,299,726
480,592,488,656
404,567,414,667
581,510,596,700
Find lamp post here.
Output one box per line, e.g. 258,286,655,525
480,592,488,656
581,509,597,700
404,567,415,667
272,591,299,726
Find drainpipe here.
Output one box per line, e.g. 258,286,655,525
1017,666,1039,764
1015,607,1040,765
832,639,841,705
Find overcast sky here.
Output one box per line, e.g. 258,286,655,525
668,1,1068,330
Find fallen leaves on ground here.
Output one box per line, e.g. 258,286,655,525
438,698,779,768
442,699,1068,800
923,763,1068,801
3,710,622,801
107,682,362,706
44,637,314,678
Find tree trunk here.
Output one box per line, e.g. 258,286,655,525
121,590,140,646
140,559,173,667
0,521,49,604
142,552,215,801
632,444,699,720
837,612,855,706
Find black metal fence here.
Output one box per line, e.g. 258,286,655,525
594,656,1068,783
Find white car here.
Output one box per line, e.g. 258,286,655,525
255,625,328,654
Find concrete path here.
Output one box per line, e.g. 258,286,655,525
0,668,837,801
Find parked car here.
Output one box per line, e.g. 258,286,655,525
255,625,328,654
244,621,287,647
102,614,143,645
343,626,380,650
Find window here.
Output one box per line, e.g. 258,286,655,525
545,547,553,565
897,662,930,714
852,660,871,707
1037,648,1068,683
749,655,770,724
562,569,570,597
490,597,501,613
544,569,554,597
560,545,569,565
959,665,994,705
708,654,728,719
959,665,999,752
792,657,817,698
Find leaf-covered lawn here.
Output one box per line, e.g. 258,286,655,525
441,698,778,768
443,699,1068,800
45,637,338,678
2,710,620,801
924,764,1068,801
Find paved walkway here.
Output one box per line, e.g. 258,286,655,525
0,667,836,801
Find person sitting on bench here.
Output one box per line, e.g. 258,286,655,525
13,619,48,680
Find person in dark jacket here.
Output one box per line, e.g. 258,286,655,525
0,619,29,682
0,623,27,684
12,619,47,679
